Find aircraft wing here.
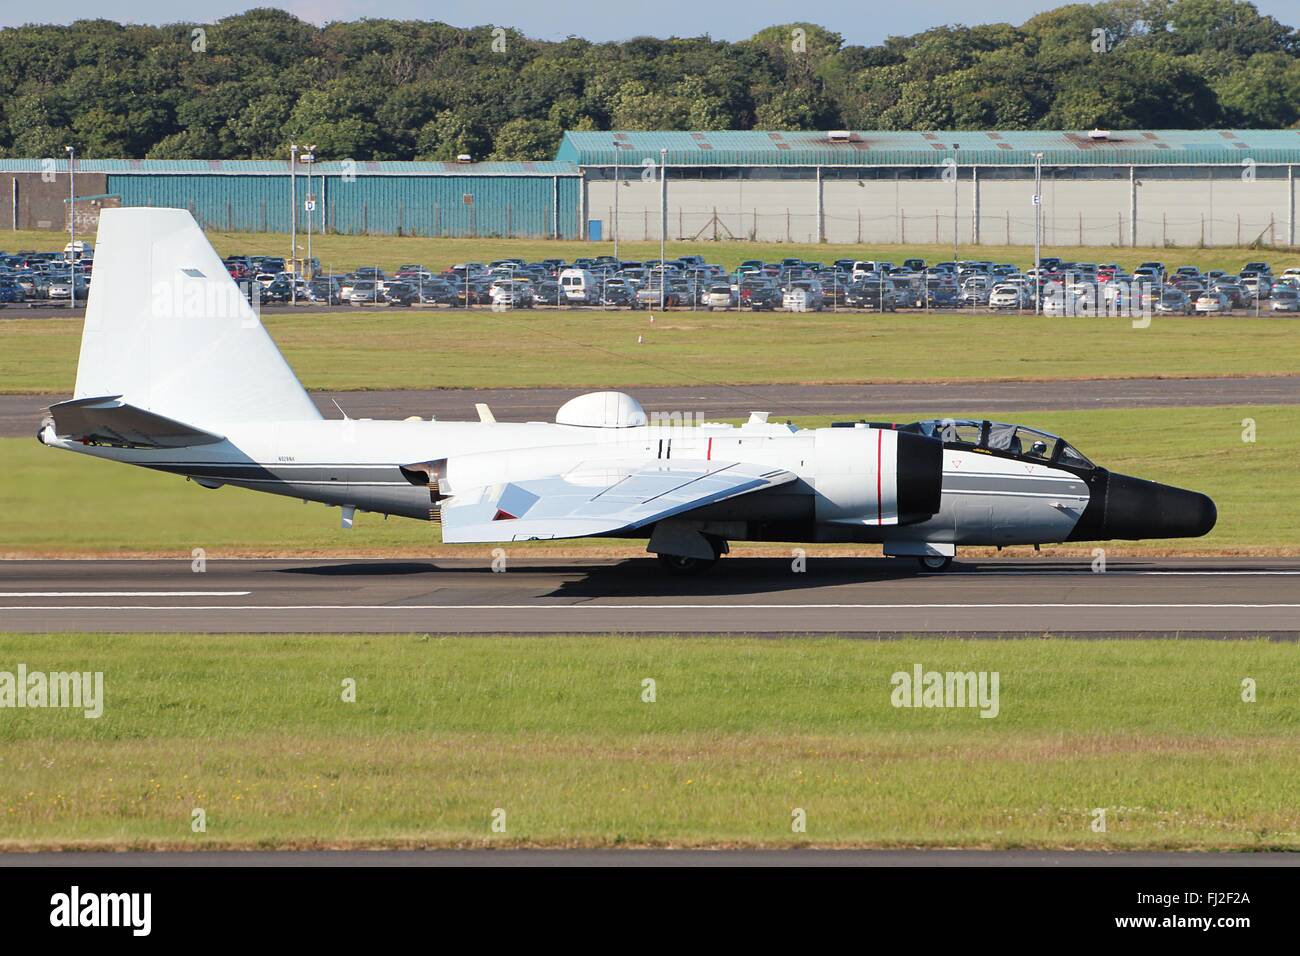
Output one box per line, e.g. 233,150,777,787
440,459,797,542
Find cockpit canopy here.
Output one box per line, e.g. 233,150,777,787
902,419,1094,469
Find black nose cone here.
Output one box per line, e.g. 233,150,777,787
1085,472,1217,540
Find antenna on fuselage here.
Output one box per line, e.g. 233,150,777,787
331,399,351,420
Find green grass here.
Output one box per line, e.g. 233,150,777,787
0,634,1295,850
3,405,1295,554
4,311,1299,394
12,225,1300,275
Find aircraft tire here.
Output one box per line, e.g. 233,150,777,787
917,555,953,572
656,536,726,575
657,552,718,575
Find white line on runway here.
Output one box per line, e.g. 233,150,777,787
4,603,1299,611
0,591,252,597
1136,571,1300,576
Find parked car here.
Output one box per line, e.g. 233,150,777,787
46,276,89,300
1193,290,1230,314
13,273,48,298
0,279,26,304
490,279,535,309
308,278,342,305
384,282,419,306
262,277,310,303
846,281,897,312
634,281,687,309
1212,282,1247,308
702,284,735,310
782,279,825,312
1042,291,1080,316
923,285,962,308
989,283,1028,310
347,280,385,306
1270,287,1299,312
739,281,779,311
412,278,456,306
1155,289,1193,315
557,268,596,304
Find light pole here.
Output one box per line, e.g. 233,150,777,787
659,147,667,311
65,145,75,311
951,144,959,273
289,143,299,304
301,145,316,284
1033,152,1043,314
612,155,619,262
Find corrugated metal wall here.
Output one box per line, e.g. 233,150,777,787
104,173,581,238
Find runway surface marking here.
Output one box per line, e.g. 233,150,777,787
4,557,1297,634
9,602,1300,610
1,590,251,597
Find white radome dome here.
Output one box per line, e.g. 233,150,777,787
555,391,648,428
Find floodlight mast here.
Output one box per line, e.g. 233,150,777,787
1034,152,1044,315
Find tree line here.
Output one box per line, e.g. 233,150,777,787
1,0,1296,162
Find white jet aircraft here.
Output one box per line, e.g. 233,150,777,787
38,209,1216,573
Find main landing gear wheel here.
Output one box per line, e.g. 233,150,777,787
656,536,726,575
657,552,717,575
917,555,953,572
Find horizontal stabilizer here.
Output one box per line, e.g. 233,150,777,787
48,395,225,448
441,459,796,543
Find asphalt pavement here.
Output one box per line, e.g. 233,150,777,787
2,556,1296,636
3,375,1295,437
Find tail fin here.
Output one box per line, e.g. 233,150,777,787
73,207,321,427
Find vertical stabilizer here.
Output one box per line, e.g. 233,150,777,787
73,207,321,426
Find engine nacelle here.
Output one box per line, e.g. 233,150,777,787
812,426,942,525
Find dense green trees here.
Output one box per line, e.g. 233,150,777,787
0,1,1294,162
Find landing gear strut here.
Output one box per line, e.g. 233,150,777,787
656,536,726,575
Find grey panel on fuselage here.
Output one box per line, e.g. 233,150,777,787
924,468,1088,545
144,461,435,521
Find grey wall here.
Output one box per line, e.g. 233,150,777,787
1,172,110,233
583,167,1298,249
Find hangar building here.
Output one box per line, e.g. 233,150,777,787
559,129,1300,248
0,159,582,239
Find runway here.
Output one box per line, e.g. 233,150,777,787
3,557,1298,636
3,375,1295,436
1,849,1295,867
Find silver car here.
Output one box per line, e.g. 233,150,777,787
1193,290,1230,314
1270,288,1299,312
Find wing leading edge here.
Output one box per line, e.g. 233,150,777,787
440,459,797,542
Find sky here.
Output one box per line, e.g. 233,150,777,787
2,0,1295,45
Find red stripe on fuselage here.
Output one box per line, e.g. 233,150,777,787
876,429,883,525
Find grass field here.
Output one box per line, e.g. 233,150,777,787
4,311,1299,394
3,405,1295,555
0,634,1294,850
11,226,1299,276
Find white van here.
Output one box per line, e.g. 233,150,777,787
559,268,596,304
64,240,93,260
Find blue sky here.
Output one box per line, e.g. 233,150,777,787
4,1,1295,45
